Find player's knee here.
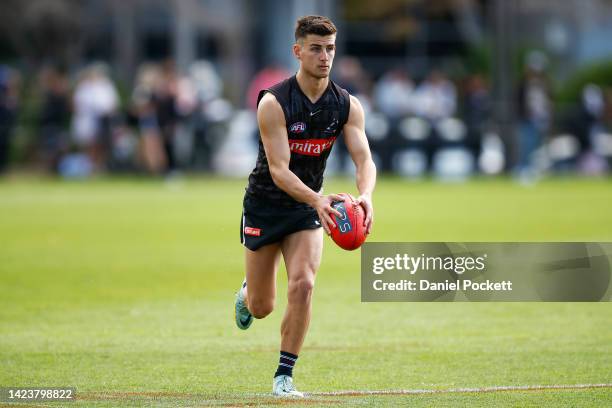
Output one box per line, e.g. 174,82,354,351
249,298,274,319
288,275,315,303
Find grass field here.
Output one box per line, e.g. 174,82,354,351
1,176,611,407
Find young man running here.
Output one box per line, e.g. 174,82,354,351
235,15,376,397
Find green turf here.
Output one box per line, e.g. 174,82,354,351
1,176,611,407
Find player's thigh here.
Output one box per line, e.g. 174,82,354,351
281,228,323,284
245,243,282,303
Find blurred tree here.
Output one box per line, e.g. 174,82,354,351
0,0,85,67
557,60,612,108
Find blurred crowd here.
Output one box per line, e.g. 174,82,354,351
0,59,232,178
330,53,612,180
1,53,612,179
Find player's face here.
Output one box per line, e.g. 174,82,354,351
294,34,336,79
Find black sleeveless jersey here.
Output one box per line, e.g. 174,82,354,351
246,75,351,207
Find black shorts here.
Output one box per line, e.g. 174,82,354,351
240,194,321,251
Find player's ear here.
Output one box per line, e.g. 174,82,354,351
292,42,302,60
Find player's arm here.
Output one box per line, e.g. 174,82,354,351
343,95,376,234
257,93,342,234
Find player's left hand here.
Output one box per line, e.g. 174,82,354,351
356,193,373,235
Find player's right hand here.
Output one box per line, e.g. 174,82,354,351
311,193,343,235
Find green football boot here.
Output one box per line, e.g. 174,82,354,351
234,280,253,330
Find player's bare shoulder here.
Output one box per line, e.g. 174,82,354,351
346,94,365,128
257,92,285,129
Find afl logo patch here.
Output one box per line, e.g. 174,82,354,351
289,122,306,133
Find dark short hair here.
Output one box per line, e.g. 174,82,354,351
295,15,337,42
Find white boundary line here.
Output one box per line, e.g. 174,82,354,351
307,383,612,397
77,384,612,401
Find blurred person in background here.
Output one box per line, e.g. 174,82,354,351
602,88,612,128
131,63,166,174
413,69,458,165
578,84,610,173
246,64,291,112
245,64,292,150
188,60,227,171
373,68,415,119
334,56,371,99
190,60,223,105
515,51,552,178
333,57,372,172
578,84,604,153
413,69,457,122
595,87,612,171
155,60,182,174
38,66,71,172
0,66,20,174
71,63,119,172
462,73,491,161
172,66,198,170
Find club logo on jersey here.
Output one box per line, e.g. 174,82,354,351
289,122,306,133
325,119,339,132
244,227,261,236
288,137,337,157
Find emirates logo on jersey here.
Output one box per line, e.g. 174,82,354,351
288,137,337,156
289,122,306,133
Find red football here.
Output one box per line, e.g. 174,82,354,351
329,193,367,251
